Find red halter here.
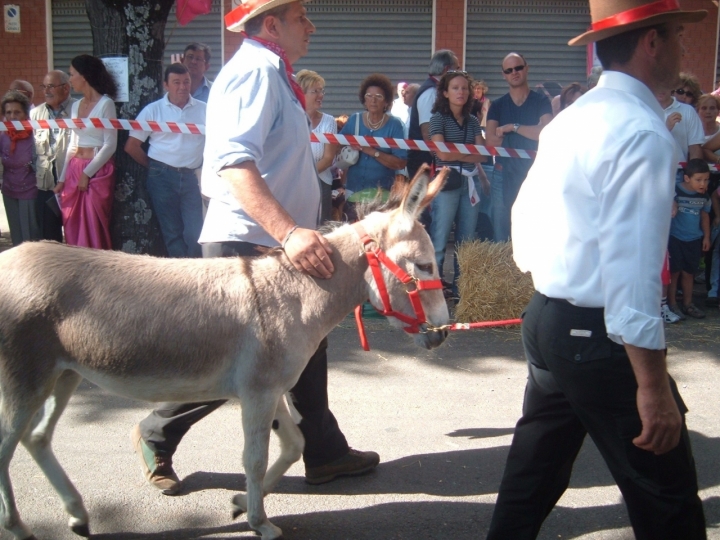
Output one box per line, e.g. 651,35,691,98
353,222,444,350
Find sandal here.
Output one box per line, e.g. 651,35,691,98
681,303,706,319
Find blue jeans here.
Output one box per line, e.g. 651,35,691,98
146,159,204,258
709,224,720,298
429,175,480,295
490,166,510,242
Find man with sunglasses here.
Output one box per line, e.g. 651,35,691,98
486,53,553,242
29,70,75,242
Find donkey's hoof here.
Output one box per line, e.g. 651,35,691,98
231,493,247,519
71,523,90,537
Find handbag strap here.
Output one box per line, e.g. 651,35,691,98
355,112,360,136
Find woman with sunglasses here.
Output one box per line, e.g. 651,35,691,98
339,73,407,221
297,69,336,223
675,73,701,107
429,70,490,299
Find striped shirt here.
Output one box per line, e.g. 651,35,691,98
429,112,481,172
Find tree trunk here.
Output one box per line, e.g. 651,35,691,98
85,0,175,254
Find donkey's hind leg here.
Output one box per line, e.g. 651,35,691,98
232,393,304,518
234,392,283,540
21,370,89,537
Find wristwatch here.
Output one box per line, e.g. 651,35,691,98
373,151,380,158
512,123,520,133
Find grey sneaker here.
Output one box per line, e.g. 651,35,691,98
131,424,181,495
668,304,687,321
305,449,380,485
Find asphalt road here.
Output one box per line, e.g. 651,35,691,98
4,305,720,540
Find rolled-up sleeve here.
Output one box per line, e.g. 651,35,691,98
597,131,676,349
209,68,280,174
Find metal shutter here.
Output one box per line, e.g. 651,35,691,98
295,0,433,116
465,1,590,101
51,0,222,81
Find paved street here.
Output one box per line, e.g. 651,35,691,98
4,306,719,540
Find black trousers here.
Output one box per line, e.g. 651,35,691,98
139,241,349,468
487,292,706,540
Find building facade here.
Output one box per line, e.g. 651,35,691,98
2,0,719,115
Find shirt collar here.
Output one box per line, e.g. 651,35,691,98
162,93,196,109
663,96,680,111
596,71,665,120
45,97,72,117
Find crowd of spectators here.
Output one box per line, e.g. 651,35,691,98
2,45,719,315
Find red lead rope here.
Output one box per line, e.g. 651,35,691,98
351,223,523,351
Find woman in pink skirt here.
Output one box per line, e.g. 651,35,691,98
55,54,117,249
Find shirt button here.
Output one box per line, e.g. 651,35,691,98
574,354,582,361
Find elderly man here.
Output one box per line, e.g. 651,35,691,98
125,63,205,258
131,0,379,495
485,53,553,242
487,1,708,538
30,70,75,242
181,42,212,103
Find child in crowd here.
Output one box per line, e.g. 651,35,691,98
668,159,712,319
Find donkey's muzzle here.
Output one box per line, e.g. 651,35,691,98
415,327,448,349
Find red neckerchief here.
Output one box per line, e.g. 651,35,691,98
6,128,30,153
242,32,306,109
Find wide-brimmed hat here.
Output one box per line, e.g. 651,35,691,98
225,0,310,33
569,0,706,46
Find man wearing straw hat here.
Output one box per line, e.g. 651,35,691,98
131,0,379,495
489,1,708,538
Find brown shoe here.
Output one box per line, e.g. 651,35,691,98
305,448,380,485
130,424,182,495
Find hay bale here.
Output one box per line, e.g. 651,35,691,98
455,241,535,323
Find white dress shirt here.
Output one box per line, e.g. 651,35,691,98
512,71,678,350
663,97,704,162
129,94,206,169
199,39,320,247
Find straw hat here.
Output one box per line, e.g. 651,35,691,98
225,0,310,33
569,0,706,46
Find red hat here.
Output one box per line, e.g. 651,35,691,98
225,0,310,33
568,0,706,46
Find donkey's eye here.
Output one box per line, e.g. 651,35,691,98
416,263,434,274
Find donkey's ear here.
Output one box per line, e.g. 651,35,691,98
398,165,431,230
419,167,447,209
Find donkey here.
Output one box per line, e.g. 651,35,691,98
0,169,449,540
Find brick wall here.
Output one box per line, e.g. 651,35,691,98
1,0,48,108
434,0,466,65
681,0,718,92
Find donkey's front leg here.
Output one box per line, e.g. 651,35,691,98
236,393,282,540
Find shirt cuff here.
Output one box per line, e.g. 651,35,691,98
606,306,665,350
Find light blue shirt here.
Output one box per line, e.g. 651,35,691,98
192,77,212,103
199,39,321,246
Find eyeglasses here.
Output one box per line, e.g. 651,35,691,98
364,93,385,101
308,88,326,95
184,54,206,63
502,65,526,75
446,70,468,75
674,88,694,98
39,84,67,91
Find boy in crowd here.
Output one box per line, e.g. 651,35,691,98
668,158,712,319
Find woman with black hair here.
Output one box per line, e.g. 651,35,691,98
429,70,490,299
55,54,118,249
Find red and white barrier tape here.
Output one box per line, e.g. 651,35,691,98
1,119,713,169
0,118,204,135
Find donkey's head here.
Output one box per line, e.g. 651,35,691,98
355,166,450,349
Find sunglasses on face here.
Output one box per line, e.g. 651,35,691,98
674,88,694,98
446,70,468,75
503,65,526,75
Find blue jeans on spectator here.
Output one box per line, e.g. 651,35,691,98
147,159,204,258
430,175,480,297
491,166,510,242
